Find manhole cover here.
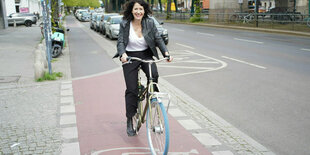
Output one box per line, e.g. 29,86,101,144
0,76,21,83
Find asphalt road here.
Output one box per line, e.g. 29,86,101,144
161,23,310,155
68,15,310,155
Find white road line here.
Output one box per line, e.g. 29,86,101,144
222,56,266,69
197,32,215,37
160,50,227,77
176,43,195,49
158,65,214,70
72,67,122,81
301,48,310,52
234,38,264,44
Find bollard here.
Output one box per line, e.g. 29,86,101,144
13,20,16,27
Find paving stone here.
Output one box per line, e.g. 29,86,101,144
168,108,187,117
0,84,62,154
60,105,76,113
61,84,72,90
60,115,77,125
193,133,222,146
212,150,234,155
61,142,80,155
60,96,74,104
61,89,73,96
62,127,78,140
178,119,202,130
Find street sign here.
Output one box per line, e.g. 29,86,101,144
238,0,243,4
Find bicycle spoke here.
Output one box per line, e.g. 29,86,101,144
147,102,169,155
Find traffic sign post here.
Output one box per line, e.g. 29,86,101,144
41,0,52,75
238,0,243,13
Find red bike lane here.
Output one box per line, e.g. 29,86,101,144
72,69,211,155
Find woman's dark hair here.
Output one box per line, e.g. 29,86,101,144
122,0,152,21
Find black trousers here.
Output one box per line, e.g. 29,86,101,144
122,49,159,118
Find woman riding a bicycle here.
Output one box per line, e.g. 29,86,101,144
113,0,173,136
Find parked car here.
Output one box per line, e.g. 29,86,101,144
105,15,123,39
94,14,102,32
7,13,37,27
80,11,90,22
90,13,103,29
99,13,119,35
75,9,87,20
150,16,169,45
90,13,99,29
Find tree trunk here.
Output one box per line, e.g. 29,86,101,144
167,0,171,19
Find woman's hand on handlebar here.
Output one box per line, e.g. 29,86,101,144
120,53,128,63
165,52,173,62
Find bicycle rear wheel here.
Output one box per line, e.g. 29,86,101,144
146,100,170,155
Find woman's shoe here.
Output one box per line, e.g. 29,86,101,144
127,117,136,136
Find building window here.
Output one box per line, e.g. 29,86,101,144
16,6,20,13
15,0,20,4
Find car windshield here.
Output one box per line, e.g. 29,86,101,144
82,12,88,16
111,17,122,24
104,14,115,21
96,15,102,20
92,14,98,20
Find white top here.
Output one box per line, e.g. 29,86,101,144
125,21,148,52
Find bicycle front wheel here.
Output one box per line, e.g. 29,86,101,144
146,101,170,155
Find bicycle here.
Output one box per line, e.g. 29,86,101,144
124,57,171,155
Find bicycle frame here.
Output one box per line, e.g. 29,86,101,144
125,56,171,154
126,57,171,129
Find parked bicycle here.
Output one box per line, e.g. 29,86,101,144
124,57,171,155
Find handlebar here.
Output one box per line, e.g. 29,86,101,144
123,56,168,65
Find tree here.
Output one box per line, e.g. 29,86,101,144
166,0,171,19
190,0,202,23
62,0,100,8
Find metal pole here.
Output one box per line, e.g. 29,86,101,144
41,0,52,74
151,0,154,10
174,0,178,12
293,0,296,13
159,0,162,13
190,0,195,17
255,0,258,27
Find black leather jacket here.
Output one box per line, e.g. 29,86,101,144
113,17,168,59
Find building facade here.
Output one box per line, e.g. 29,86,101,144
5,0,41,16
259,0,276,11
0,0,42,29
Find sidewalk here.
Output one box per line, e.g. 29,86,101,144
0,25,71,154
